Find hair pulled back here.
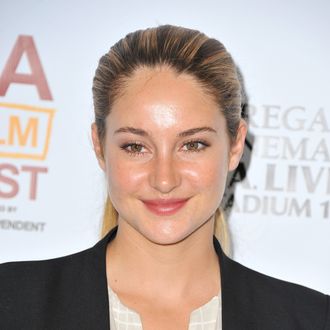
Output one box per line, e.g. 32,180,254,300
92,25,245,254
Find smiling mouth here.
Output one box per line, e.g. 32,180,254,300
142,198,189,216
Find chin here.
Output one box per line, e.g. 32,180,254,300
140,222,201,246
145,234,190,246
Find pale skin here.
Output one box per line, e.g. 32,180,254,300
92,66,247,329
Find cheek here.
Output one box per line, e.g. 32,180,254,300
182,155,228,193
105,157,147,195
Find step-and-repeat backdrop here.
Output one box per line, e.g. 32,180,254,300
1,0,329,294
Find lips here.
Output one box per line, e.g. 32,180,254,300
142,198,189,216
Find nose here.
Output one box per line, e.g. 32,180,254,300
149,154,181,194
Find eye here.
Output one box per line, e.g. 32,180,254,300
120,143,147,155
182,140,209,152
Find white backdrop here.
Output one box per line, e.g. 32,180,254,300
0,0,329,294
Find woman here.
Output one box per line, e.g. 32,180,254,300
0,25,329,330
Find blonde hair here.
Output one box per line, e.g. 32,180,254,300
93,25,245,255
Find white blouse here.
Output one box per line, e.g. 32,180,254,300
108,286,222,329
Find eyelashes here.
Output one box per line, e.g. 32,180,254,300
181,140,210,152
120,140,210,157
120,142,146,155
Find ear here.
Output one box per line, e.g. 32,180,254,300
228,119,247,171
91,123,106,171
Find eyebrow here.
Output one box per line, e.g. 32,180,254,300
114,126,217,137
114,127,148,136
178,127,217,137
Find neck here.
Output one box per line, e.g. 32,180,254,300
106,218,220,302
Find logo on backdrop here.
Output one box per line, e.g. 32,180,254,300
232,104,330,220
0,35,55,232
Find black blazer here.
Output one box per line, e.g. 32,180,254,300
0,227,329,329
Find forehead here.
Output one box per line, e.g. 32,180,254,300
107,66,224,132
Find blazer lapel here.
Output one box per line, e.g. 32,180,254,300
214,237,256,330
84,227,118,329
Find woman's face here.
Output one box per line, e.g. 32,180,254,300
92,67,246,245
